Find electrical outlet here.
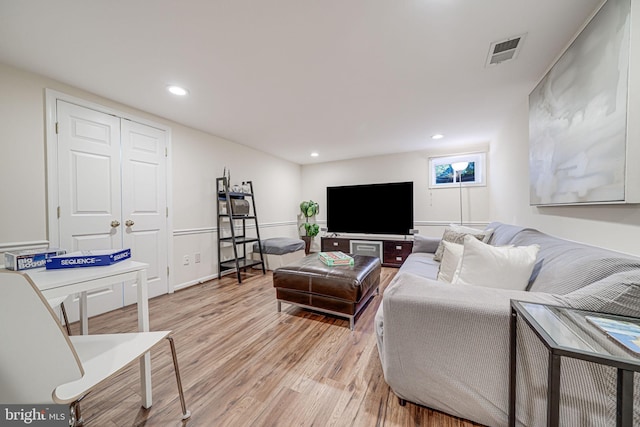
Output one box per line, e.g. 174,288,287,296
183,255,190,265
195,253,201,263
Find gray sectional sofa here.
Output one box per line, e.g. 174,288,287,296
375,222,640,426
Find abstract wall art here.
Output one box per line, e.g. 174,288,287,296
529,0,631,205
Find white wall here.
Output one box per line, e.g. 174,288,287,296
489,0,640,256
302,94,640,259
490,99,640,256
488,0,640,256
301,147,491,241
0,64,50,246
171,124,301,288
0,62,302,289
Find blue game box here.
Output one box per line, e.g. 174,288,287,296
45,248,131,269
4,248,67,271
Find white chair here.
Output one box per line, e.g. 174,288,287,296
0,271,190,426
47,296,72,335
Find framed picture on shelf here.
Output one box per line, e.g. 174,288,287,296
428,152,486,188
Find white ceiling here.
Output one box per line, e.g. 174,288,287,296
0,0,603,165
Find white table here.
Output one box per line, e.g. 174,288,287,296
23,260,154,408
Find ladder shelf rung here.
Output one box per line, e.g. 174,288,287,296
218,214,257,220
219,237,259,244
220,259,264,270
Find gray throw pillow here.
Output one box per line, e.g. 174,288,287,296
433,228,488,262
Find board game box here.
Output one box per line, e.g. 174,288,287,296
45,248,131,269
318,251,354,266
4,248,67,271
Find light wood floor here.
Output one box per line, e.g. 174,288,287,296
70,267,483,427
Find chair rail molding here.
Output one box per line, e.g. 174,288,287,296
173,220,297,237
0,240,50,252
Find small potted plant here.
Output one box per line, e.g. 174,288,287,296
299,200,319,254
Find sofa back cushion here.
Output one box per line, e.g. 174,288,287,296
559,270,640,318
412,235,440,254
485,222,531,246
510,229,640,295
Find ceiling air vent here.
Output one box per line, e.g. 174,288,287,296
485,34,527,67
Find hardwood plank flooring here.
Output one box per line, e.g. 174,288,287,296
68,267,483,427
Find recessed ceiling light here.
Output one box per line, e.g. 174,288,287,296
431,134,444,140
310,152,319,157
167,85,189,96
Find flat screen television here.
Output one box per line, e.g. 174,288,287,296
326,182,413,235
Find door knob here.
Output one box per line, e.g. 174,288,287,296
111,220,121,228
125,220,135,227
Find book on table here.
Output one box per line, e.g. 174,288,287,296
586,315,640,355
318,251,354,266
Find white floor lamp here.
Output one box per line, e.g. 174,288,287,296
451,162,469,225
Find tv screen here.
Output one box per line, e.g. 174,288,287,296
326,182,413,235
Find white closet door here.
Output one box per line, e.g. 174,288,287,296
121,120,168,303
56,100,124,317
55,101,170,322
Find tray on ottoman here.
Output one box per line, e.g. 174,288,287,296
272,254,381,330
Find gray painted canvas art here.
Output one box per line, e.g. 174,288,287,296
529,0,630,205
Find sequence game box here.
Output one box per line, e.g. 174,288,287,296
46,249,131,269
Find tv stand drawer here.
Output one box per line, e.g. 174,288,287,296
383,241,413,267
321,238,350,252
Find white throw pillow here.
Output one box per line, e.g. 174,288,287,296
452,235,540,290
437,241,464,283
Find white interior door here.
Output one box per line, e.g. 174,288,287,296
56,100,124,318
55,100,169,322
121,120,168,303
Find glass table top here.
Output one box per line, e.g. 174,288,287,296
513,301,640,370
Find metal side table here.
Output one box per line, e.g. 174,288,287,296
509,300,640,427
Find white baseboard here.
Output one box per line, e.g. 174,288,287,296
173,269,245,291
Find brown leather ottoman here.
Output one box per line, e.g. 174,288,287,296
273,254,381,329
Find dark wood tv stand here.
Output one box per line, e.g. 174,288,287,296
321,236,413,268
